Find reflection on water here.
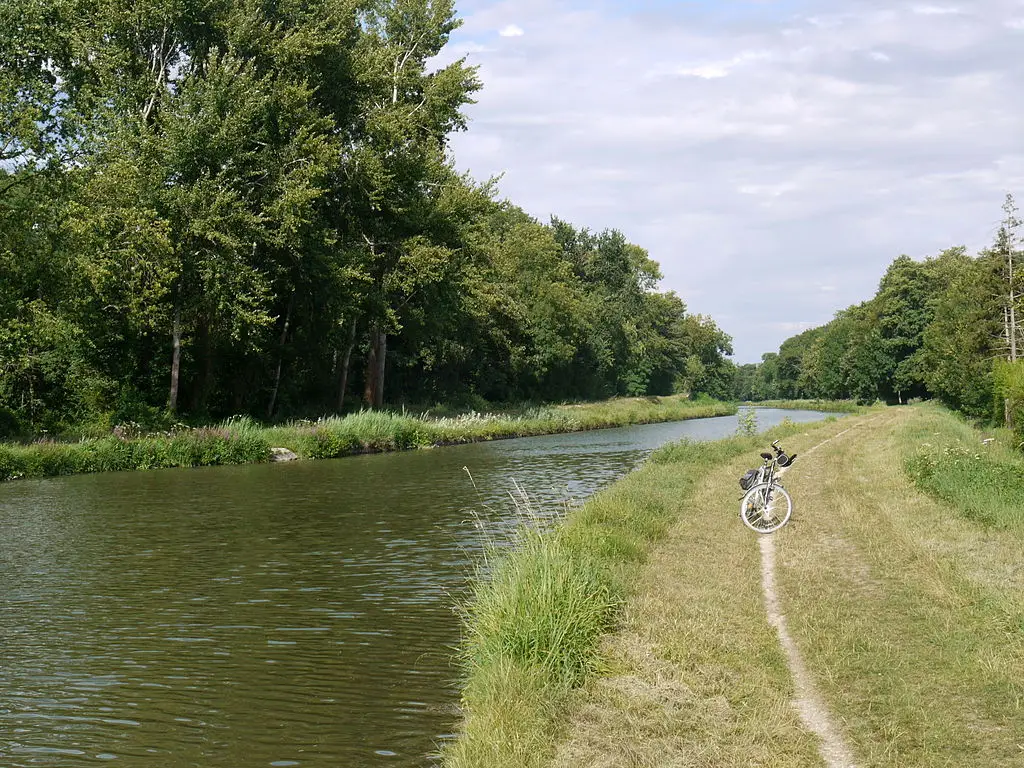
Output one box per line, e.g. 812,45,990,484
0,408,831,767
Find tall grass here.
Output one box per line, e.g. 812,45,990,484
902,404,1024,530
744,398,868,413
0,396,735,483
444,417,834,768
0,421,272,482
461,531,619,690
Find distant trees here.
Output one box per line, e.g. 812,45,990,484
0,0,733,436
741,194,1024,435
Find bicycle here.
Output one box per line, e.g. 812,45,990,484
737,440,797,534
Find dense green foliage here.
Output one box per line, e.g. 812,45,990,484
0,0,733,439
739,195,1024,436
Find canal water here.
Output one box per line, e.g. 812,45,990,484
0,408,831,767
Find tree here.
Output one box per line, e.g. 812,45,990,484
343,0,480,408
994,193,1023,426
921,251,1001,419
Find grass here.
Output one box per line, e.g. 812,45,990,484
452,403,1024,767
0,418,272,481
902,404,1024,529
445,416,844,768
0,395,736,483
775,405,1024,766
743,398,868,413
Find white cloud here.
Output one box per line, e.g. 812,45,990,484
498,24,524,37
676,65,730,79
438,0,1024,362
773,322,818,333
911,4,962,14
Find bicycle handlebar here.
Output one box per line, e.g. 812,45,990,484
767,440,797,467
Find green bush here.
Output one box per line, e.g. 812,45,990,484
302,427,360,459
20,441,87,477
0,446,26,481
0,407,24,440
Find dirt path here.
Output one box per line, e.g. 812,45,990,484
759,536,856,768
756,424,872,768
549,420,866,767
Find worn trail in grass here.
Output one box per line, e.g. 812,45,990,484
777,406,1024,766
549,406,1024,766
547,420,865,767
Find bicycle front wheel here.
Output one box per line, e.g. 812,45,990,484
740,482,792,534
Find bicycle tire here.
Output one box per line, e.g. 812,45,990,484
739,482,792,534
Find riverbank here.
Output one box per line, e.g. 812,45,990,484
443,413,849,767
446,403,1023,766
0,395,735,483
743,398,866,413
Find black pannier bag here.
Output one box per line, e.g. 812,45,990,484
739,469,759,491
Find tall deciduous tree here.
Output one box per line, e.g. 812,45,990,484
345,0,479,407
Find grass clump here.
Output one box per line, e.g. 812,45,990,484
902,404,1024,530
0,424,271,481
461,532,619,691
269,411,432,458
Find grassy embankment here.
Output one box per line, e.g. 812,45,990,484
744,398,865,413
0,395,734,482
444,413,852,768
448,403,1023,767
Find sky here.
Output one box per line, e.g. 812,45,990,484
434,0,1024,363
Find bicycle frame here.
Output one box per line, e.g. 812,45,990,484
739,441,795,534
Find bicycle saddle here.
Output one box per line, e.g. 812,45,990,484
760,452,773,460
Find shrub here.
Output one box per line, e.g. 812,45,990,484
0,446,25,481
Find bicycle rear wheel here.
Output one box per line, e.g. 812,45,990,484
739,482,792,534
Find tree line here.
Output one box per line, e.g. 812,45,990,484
738,194,1024,432
0,0,734,437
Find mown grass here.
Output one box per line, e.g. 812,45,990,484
458,403,1023,767
0,396,735,482
776,405,1024,766
445,416,841,768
